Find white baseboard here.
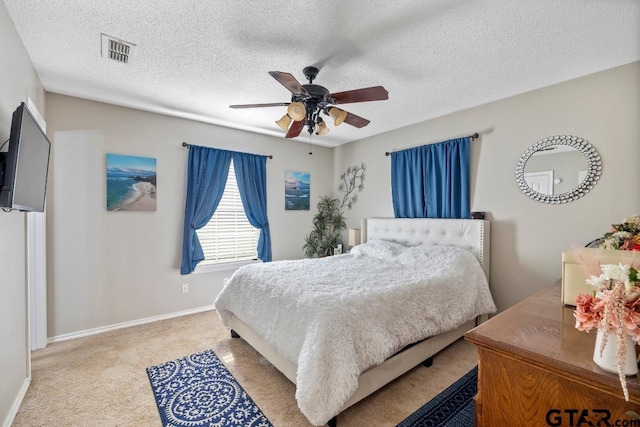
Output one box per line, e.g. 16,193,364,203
3,377,30,427
48,305,216,344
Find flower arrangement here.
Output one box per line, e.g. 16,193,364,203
574,263,640,401
600,214,640,251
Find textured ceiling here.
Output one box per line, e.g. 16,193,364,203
4,0,640,147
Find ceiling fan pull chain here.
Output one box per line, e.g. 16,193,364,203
308,133,313,156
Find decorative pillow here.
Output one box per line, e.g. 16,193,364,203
349,239,408,259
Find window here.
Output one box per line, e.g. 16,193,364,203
196,160,259,266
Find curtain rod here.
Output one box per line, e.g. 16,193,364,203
182,142,273,159
384,132,479,156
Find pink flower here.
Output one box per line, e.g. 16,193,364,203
624,298,640,342
574,293,601,332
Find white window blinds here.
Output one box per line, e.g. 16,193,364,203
196,160,259,265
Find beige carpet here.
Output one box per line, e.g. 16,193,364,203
13,310,478,427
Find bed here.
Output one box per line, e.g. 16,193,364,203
214,217,495,426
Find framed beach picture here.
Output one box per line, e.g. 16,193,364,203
106,153,157,211
285,170,310,211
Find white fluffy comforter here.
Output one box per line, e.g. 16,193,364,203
214,240,496,426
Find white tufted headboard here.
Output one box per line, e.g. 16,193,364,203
361,218,490,280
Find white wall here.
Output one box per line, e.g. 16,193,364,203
335,61,640,312
0,3,46,425
44,93,334,338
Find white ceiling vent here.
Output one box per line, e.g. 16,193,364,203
101,34,136,65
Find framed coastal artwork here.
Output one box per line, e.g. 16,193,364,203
106,153,157,211
285,170,310,210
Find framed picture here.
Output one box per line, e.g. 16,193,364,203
106,153,157,211
285,170,310,211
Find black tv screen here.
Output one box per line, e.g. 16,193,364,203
0,102,51,212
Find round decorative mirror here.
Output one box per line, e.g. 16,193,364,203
515,135,602,204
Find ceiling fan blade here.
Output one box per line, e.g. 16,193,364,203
230,102,289,109
269,71,309,95
342,111,370,128
285,120,306,138
330,86,388,104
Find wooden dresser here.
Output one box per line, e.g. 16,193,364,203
465,282,640,426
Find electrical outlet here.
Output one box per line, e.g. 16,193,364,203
182,283,189,293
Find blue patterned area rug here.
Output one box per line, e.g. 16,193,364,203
146,349,273,427
396,366,477,427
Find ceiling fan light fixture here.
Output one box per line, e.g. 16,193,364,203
287,102,306,121
328,107,348,126
316,119,330,136
275,114,292,131
230,67,388,139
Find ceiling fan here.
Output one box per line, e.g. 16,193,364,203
229,66,389,138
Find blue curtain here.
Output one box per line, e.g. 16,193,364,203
391,137,470,219
232,151,272,262
180,146,232,274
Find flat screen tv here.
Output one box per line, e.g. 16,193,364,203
0,102,51,212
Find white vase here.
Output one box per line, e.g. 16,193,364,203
593,329,638,376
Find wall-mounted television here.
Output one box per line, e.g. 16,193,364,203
0,102,51,212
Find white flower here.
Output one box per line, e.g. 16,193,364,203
599,263,634,294
616,231,633,239
586,275,605,289
601,263,629,282
622,214,640,228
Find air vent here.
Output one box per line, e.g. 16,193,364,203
101,34,136,64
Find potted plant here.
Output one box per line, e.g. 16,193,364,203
303,196,346,258
303,163,366,258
